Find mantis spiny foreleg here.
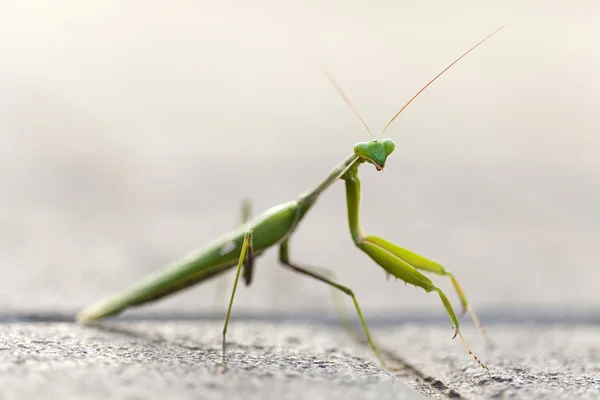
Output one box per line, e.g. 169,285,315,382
342,165,488,371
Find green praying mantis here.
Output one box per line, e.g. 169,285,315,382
77,26,505,373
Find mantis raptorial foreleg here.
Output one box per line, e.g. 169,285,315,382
368,235,491,343
342,166,488,371
222,229,253,372
278,239,387,368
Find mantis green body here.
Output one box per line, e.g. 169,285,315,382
77,27,504,372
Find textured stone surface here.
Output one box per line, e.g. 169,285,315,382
1,320,599,399
375,324,600,399
0,321,419,400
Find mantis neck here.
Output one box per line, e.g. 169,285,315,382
301,153,361,204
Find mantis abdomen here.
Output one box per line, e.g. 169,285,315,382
76,199,302,322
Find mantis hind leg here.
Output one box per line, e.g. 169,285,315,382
238,198,254,285
221,229,253,372
342,166,488,371
278,239,388,368
212,199,254,317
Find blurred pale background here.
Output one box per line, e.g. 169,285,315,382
0,1,598,319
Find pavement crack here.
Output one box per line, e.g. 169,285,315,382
352,334,466,399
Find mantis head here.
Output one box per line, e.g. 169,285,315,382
354,139,395,171
322,26,504,172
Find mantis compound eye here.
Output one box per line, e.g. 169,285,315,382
382,138,395,156
353,142,370,158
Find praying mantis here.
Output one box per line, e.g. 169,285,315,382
77,26,504,372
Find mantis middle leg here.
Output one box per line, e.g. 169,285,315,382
278,239,387,368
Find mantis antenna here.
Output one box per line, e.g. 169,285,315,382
380,25,505,138
320,65,374,140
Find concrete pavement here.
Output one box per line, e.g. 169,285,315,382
1,316,599,399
